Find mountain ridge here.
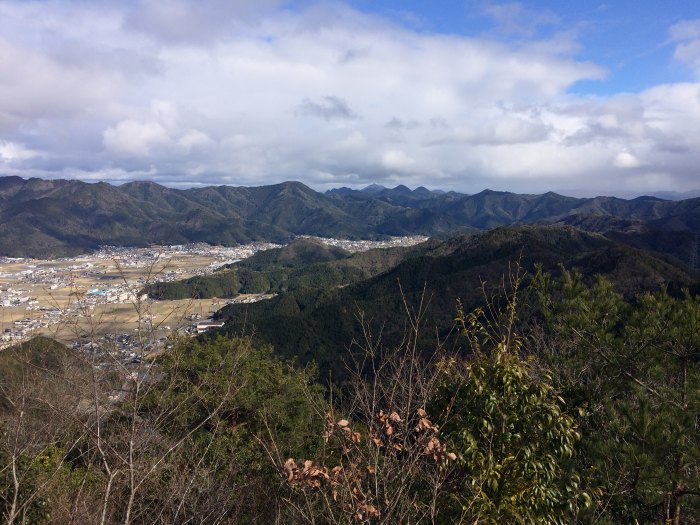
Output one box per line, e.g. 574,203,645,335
215,225,700,377
2,175,700,258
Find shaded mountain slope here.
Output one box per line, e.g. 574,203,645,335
216,226,699,378
552,214,699,267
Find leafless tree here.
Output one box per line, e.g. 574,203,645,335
277,286,460,524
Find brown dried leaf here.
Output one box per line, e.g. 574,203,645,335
363,503,380,518
283,458,297,482
417,417,432,430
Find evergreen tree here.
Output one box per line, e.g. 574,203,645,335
532,267,700,524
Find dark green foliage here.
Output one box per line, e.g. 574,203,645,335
532,269,700,524
218,226,699,380
145,336,323,458
146,271,244,299
0,336,93,413
128,337,325,523
0,178,424,257
555,213,700,266
0,436,52,525
146,237,415,300
0,336,73,374
0,335,326,524
235,237,350,271
4,220,700,522
0,337,104,524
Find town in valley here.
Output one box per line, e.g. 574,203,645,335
0,236,427,358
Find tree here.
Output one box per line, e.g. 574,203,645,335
532,267,700,524
281,273,595,524
0,333,326,524
131,336,325,524
280,293,455,524
435,271,595,524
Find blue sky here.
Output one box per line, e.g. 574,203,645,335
1,0,700,195
353,0,698,94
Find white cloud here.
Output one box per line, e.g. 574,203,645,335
0,38,121,125
428,111,550,146
124,0,283,44
613,151,641,169
0,141,40,161
381,149,416,172
0,2,698,194
670,19,700,75
481,1,559,37
333,132,368,152
178,130,214,152
103,120,169,156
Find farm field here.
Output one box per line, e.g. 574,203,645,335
0,243,277,348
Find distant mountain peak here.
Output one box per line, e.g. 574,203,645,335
325,186,356,195
474,188,508,196
121,180,163,188
2,175,700,261
392,184,412,194
630,195,664,202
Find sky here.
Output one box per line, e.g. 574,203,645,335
1,1,700,195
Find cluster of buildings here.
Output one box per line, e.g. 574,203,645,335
2,307,63,345
0,242,284,349
300,235,428,252
0,237,424,353
1,287,36,307
95,242,280,275
71,332,167,362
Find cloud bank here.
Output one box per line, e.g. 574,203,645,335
0,1,699,194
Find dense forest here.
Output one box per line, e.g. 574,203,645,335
212,227,698,379
1,231,699,523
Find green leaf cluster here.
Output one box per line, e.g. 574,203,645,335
436,296,593,524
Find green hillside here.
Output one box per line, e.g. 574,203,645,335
146,237,423,300
216,226,699,378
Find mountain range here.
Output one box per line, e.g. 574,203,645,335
2,175,700,261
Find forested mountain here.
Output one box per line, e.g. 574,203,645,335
145,237,426,300
215,226,700,377
3,175,700,259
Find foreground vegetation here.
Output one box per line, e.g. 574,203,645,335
1,264,699,523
